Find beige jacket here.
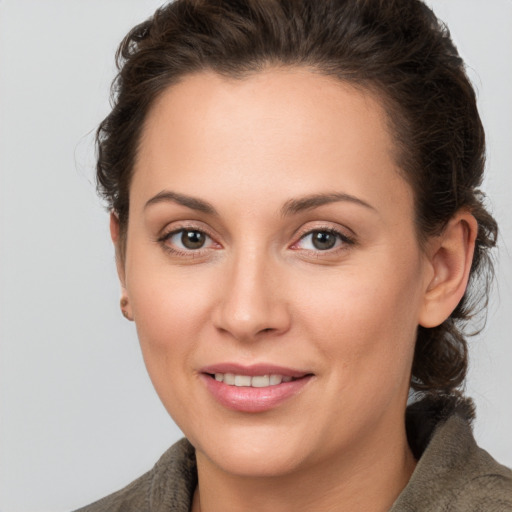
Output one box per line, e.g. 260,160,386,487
75,395,512,511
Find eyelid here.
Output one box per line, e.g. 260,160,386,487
289,224,356,254
156,221,222,256
292,223,355,244
158,221,217,241
155,220,355,258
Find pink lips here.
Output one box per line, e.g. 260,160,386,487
200,363,313,413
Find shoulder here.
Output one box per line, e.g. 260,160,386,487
450,436,512,511
392,395,512,512
73,438,197,512
453,469,512,511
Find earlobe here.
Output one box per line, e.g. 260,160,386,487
419,212,478,328
120,296,134,321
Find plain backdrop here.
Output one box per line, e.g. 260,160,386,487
1,1,511,511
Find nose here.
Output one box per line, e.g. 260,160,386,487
212,249,291,342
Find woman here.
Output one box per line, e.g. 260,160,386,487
77,0,512,510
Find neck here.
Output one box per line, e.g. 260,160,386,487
191,424,416,512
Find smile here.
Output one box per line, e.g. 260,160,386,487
211,373,295,387
200,364,314,413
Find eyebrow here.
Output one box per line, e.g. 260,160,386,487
280,192,376,217
144,190,218,215
144,190,376,216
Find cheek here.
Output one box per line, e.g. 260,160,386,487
126,271,219,434
296,254,424,384
126,259,216,387
134,287,209,346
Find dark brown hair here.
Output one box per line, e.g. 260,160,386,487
96,0,497,394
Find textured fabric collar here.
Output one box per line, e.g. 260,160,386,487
391,394,511,510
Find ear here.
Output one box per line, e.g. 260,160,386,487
110,211,126,284
419,211,478,328
110,212,132,319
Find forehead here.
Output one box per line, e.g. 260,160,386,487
132,67,411,218
139,67,393,159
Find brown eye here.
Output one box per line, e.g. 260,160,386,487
311,231,337,250
180,230,206,249
293,228,353,253
159,227,219,257
161,228,214,253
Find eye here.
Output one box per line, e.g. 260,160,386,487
161,228,216,252
294,229,351,251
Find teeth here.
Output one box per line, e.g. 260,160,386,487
251,375,270,387
224,373,236,385
269,374,283,385
212,373,298,388
235,375,252,387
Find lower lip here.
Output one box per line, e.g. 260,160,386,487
201,374,313,413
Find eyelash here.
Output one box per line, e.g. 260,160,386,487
291,226,355,255
157,224,355,258
157,224,218,258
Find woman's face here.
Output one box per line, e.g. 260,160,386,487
120,68,433,477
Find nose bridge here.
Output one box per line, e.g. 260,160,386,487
213,242,289,340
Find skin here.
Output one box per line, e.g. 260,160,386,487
112,68,477,512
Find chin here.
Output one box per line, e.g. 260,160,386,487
193,424,311,478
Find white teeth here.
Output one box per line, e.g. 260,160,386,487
269,374,283,385
212,373,298,387
224,373,236,385
251,375,270,387
234,375,252,387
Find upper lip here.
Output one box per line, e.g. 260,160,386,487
200,363,312,378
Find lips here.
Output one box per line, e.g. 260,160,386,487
200,363,313,413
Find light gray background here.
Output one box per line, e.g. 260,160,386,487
1,1,511,511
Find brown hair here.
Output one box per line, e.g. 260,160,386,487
96,0,497,394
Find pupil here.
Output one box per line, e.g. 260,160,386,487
182,230,205,249
312,231,336,250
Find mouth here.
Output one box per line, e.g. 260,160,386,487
200,364,314,412
206,373,301,387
